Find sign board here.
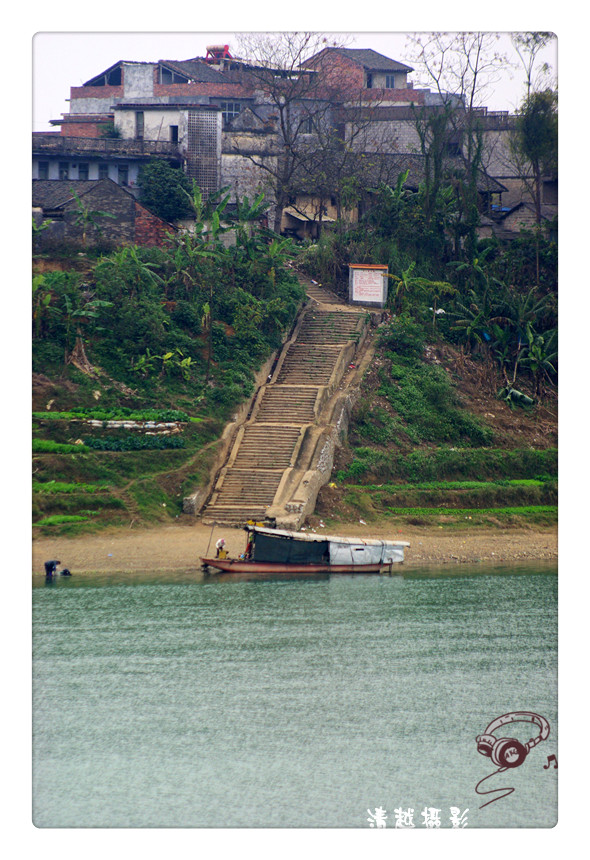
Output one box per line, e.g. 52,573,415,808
348,264,388,308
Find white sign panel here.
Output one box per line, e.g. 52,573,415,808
348,266,388,307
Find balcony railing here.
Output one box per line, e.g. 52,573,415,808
32,133,181,158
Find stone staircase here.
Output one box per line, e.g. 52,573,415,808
199,276,369,526
255,386,318,424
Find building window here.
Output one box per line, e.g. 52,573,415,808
86,66,122,87
301,115,314,134
445,141,462,158
135,111,144,140
170,125,179,143
366,73,373,88
118,164,129,186
59,162,69,180
159,66,189,85
78,163,89,180
385,74,396,89
38,161,49,180
219,101,241,127
98,163,109,180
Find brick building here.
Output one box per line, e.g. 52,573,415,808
33,43,555,242
32,179,175,249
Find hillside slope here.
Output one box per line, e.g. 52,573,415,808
312,329,557,531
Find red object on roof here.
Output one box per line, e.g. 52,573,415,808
206,45,233,62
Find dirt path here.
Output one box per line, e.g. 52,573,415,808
32,522,557,574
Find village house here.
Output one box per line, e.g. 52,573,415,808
32,179,175,249
32,42,556,243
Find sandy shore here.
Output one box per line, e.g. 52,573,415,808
32,521,558,574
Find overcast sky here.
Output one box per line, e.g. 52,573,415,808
32,30,557,132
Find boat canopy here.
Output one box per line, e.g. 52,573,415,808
252,530,328,564
247,526,409,566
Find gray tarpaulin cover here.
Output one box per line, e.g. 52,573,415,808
328,541,405,565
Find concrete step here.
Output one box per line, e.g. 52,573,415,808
202,505,269,526
276,344,341,384
297,311,364,344
212,468,283,506
298,277,341,304
199,287,371,526
256,386,317,423
233,426,301,468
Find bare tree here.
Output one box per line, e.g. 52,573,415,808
232,32,350,232
406,32,508,112
406,32,511,259
511,32,556,99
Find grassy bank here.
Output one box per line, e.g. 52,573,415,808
32,219,305,536
315,317,557,529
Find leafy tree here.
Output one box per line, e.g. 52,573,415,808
59,289,113,369
512,89,557,227
417,279,458,329
137,159,193,222
511,89,557,286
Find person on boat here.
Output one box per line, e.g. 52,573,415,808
215,538,227,559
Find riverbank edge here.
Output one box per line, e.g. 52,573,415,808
31,523,558,575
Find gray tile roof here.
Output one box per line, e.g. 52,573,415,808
327,48,413,73
32,179,128,209
32,180,100,208
159,59,228,83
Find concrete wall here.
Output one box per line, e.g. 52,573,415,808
348,117,422,153
221,148,277,206
123,63,154,99
33,157,141,188
368,72,408,89
69,92,120,114
115,107,185,143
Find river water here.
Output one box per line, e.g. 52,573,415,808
32,563,557,829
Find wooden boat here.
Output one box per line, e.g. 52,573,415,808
201,525,410,577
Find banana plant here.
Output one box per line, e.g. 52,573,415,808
61,292,113,367
264,235,295,295
32,275,57,338
201,302,213,382
415,278,457,328
69,187,116,246
388,262,455,320
520,324,557,397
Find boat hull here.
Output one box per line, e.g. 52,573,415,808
201,557,400,576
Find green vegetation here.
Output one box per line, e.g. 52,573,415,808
33,87,558,536
337,447,557,484
33,440,87,454
33,407,195,422
32,186,304,532
137,159,193,223
33,481,110,493
301,104,557,528
36,515,90,526
338,503,557,529
82,435,186,451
